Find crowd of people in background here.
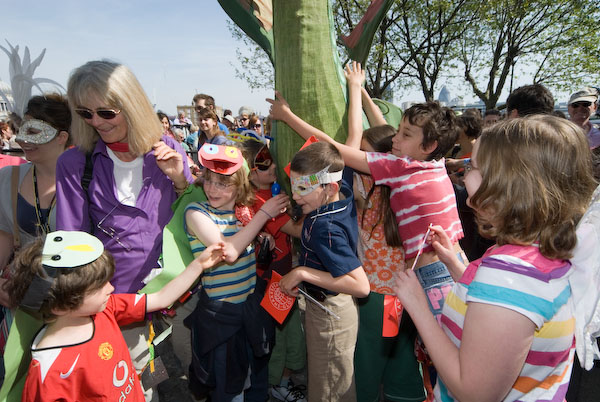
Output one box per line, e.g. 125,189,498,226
0,58,599,402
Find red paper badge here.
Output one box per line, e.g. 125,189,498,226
382,294,403,337
260,271,295,324
283,136,319,177
235,205,254,226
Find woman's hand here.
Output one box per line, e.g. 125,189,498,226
259,194,290,219
153,141,186,189
266,91,292,122
392,269,429,315
344,61,366,87
279,269,302,297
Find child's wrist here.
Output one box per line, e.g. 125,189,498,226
258,208,274,219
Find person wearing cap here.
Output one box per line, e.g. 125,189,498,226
0,94,71,276
3,230,225,402
222,114,236,131
568,87,600,148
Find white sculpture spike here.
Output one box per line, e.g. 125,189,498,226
0,40,65,117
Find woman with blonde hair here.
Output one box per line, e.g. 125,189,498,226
55,60,193,401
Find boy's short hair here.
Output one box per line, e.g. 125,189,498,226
403,101,459,160
4,238,115,322
484,109,501,117
290,142,344,176
457,113,483,139
505,84,554,116
192,93,215,108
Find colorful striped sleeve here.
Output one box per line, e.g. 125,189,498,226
466,252,572,329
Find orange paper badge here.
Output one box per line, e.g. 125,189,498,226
261,271,295,324
283,136,319,177
382,294,403,337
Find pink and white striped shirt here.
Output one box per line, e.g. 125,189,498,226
366,153,463,258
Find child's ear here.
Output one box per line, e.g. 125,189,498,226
50,307,69,316
324,182,340,196
421,140,438,156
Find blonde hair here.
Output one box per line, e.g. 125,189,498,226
67,60,162,155
471,115,596,259
199,168,255,207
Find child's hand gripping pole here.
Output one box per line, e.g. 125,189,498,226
410,224,434,271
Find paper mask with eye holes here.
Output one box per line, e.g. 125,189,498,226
199,144,245,175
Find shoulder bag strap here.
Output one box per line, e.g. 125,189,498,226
11,166,20,250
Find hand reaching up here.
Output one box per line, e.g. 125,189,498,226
344,61,366,88
266,91,292,122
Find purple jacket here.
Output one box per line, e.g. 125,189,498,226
56,136,193,293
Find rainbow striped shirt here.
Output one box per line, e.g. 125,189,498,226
184,202,256,304
435,244,575,402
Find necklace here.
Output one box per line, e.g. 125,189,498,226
32,165,55,234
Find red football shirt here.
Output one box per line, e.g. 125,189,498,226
22,294,147,402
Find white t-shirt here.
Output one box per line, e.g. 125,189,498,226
106,148,143,206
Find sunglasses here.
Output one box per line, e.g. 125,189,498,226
240,117,249,121
570,101,593,109
254,145,273,171
75,108,121,120
195,106,207,113
251,124,262,129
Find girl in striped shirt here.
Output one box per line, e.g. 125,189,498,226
184,143,289,400
394,116,596,402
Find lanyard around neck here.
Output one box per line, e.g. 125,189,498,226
32,166,55,234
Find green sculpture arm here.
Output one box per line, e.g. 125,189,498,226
218,0,275,64
219,0,398,191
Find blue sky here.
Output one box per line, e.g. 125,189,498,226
1,1,275,116
5,1,562,117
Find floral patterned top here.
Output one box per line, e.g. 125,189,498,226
354,172,405,294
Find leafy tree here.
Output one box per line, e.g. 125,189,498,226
334,0,480,101
458,0,600,109
226,0,600,108
227,20,274,91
